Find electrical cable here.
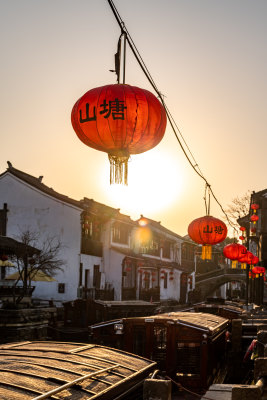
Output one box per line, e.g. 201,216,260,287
107,0,237,232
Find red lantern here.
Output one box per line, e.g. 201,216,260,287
251,255,259,265
125,258,131,266
250,215,259,223
71,84,167,184
188,216,227,260
251,227,256,234
239,236,245,241
223,243,247,260
251,203,259,211
169,277,174,281
240,226,246,232
239,251,254,265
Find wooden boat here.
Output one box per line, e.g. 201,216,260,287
0,341,156,399
90,311,230,391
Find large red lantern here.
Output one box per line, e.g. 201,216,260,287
71,84,167,184
188,216,227,260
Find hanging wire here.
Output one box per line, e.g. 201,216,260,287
107,0,238,233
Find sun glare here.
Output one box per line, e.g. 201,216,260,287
101,149,183,218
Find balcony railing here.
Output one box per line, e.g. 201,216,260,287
85,287,114,301
139,287,160,302
81,238,103,257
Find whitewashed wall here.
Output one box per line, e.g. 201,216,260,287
0,173,83,303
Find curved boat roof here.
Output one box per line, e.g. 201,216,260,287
124,311,229,333
0,341,156,399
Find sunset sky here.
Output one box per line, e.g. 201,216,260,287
1,0,267,237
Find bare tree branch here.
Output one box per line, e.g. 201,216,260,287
224,191,251,230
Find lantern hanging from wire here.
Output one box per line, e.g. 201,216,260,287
188,215,227,260
239,251,254,268
251,203,260,212
250,214,259,224
71,84,167,184
251,255,259,266
223,243,247,269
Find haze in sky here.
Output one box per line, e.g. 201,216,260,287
0,0,266,236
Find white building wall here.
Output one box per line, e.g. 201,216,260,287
0,173,83,303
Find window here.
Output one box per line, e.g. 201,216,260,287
0,203,8,236
176,343,200,374
154,326,167,350
140,236,160,256
58,283,65,293
81,213,101,241
93,265,101,289
112,223,129,244
85,269,90,289
164,272,168,289
162,241,171,259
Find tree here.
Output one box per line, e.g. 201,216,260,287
8,229,65,305
224,191,251,232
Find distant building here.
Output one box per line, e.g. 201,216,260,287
238,189,267,267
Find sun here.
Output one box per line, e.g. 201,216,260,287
101,148,183,218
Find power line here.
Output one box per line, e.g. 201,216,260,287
107,0,237,232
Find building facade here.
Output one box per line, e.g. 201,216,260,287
0,162,195,304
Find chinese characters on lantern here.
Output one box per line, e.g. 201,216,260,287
79,99,127,123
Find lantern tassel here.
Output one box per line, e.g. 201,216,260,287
109,154,129,185
201,245,212,260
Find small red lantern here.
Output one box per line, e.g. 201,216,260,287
251,227,256,234
169,277,174,281
250,215,259,223
240,226,246,232
251,255,259,265
251,203,259,211
125,258,132,266
239,251,254,265
239,236,245,241
71,84,167,184
188,216,227,260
